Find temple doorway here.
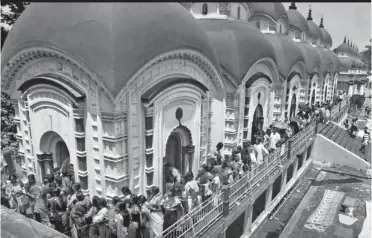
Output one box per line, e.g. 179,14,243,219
324,86,328,103
163,125,194,193
311,89,316,106
166,132,183,173
55,140,70,167
289,93,297,118
251,104,264,142
39,131,70,170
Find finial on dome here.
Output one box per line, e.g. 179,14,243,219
343,37,346,43
289,2,297,10
319,15,324,28
307,5,312,20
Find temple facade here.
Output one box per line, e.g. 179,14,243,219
0,2,362,199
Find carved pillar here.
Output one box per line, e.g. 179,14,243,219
244,203,253,235
273,82,284,121
143,104,154,194
265,184,273,210
348,81,354,96
44,153,53,175
188,145,195,173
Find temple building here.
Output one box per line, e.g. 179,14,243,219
334,38,369,96
1,2,358,202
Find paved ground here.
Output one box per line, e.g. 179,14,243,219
250,165,320,238
250,163,371,238
1,206,69,238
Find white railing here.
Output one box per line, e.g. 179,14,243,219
159,121,319,238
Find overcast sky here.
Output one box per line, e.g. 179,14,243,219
282,2,371,51
2,3,371,52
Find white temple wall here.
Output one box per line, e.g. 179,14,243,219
210,98,226,154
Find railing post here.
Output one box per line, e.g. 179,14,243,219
223,186,230,217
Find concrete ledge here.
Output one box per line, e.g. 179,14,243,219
311,134,371,170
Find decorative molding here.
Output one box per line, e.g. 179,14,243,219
1,46,113,102
115,49,224,104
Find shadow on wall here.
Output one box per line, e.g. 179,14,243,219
311,134,371,171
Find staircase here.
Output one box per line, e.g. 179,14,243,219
318,122,371,163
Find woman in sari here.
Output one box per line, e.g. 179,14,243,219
127,195,142,238
48,188,64,233
34,178,52,226
3,174,24,213
184,172,199,212
163,187,184,237
147,186,164,237
24,174,38,218
138,195,150,238
116,202,128,238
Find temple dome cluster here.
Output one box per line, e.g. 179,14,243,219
1,2,368,204
1,3,220,97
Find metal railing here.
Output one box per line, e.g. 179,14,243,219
157,192,224,238
158,119,322,237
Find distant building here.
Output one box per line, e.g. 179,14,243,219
334,37,369,96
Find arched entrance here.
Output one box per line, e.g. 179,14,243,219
289,93,297,118
55,141,70,167
251,104,264,142
38,131,70,178
163,125,194,192
311,89,316,106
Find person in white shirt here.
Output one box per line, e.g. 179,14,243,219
254,137,269,165
269,128,281,154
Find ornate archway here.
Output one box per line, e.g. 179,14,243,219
163,124,194,192
38,131,70,179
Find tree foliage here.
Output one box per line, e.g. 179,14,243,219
1,0,29,26
0,0,29,48
1,92,19,160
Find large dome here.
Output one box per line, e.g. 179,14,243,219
316,48,332,74
287,5,308,31
198,19,276,84
297,42,322,74
250,3,288,22
307,20,322,42
334,43,360,59
326,51,340,73
263,34,305,79
319,28,332,48
1,3,220,97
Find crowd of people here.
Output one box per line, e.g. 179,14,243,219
0,101,342,238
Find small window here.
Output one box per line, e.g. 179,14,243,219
279,24,282,33
256,21,260,29
237,6,241,19
202,3,208,15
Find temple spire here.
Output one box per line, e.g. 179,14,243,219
307,5,312,20
347,39,350,45
343,36,346,43
319,15,324,28
289,2,297,10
